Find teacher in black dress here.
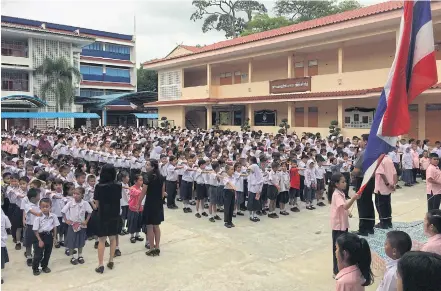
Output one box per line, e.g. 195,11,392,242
93,164,121,273
138,159,165,257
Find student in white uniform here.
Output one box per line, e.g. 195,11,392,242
1,209,11,284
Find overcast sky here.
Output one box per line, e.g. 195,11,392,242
2,0,384,67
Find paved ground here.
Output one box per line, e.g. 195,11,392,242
2,181,429,291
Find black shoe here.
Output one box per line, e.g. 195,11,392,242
33,269,41,276
42,267,51,273
237,211,244,216
146,249,156,256
172,205,179,209
240,206,247,211
189,201,196,206
255,217,261,221
78,257,85,264
130,237,136,243
105,241,110,247
195,213,201,218
187,208,192,213
230,223,235,227
352,230,369,237
107,262,114,269
15,243,21,250
306,206,313,210
1,278,3,284
317,202,326,207
95,266,104,274
54,242,60,249
177,197,183,202
250,217,258,222
273,213,279,218
70,258,78,265
26,258,32,266
310,205,316,210
280,211,289,216
262,210,267,215
224,223,232,228
94,241,99,249
268,213,276,218
135,236,144,242
59,241,65,247
375,223,387,229
218,208,224,213
209,217,215,222
290,207,300,212
183,208,188,213
396,185,402,189
201,212,208,217
214,215,221,220
204,204,209,209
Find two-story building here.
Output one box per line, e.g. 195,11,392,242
1,16,137,128
143,1,441,142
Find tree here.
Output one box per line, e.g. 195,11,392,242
190,0,267,38
160,116,170,128
241,118,251,132
274,0,361,23
34,57,81,127
240,14,293,36
278,118,290,134
328,120,341,137
137,66,158,92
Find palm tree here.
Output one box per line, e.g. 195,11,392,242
34,57,81,127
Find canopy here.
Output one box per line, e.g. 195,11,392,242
75,91,158,109
1,95,48,108
132,113,158,119
1,112,100,119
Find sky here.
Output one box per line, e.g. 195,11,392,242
1,0,385,67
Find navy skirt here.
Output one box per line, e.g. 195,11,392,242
1,247,9,269
247,192,261,211
127,209,142,234
216,186,225,206
8,203,23,230
66,225,87,249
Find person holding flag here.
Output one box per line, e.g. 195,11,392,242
353,0,438,238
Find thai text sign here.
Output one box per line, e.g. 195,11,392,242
269,77,311,94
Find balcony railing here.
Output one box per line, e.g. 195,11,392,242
1,43,28,58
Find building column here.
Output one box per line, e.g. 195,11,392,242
86,109,91,128
136,118,139,128
248,60,253,83
338,47,344,74
102,107,107,126
287,102,293,127
304,106,308,127
206,105,212,130
418,100,426,139
288,54,293,78
207,64,212,98
338,100,344,128
181,68,185,89
247,104,254,126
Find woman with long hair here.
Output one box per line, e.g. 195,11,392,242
93,164,121,273
138,159,165,256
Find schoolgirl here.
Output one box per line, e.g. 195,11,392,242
267,162,280,218
278,161,290,216
194,159,208,218
207,162,221,222
127,174,144,243
247,156,263,222
6,174,24,250
233,163,246,217
216,160,226,213
180,155,196,213
118,171,130,234
259,156,269,215
62,187,92,265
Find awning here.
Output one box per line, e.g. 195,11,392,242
1,95,48,108
1,112,100,119
132,113,158,119
75,91,158,109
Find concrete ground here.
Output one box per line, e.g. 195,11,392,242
2,181,429,291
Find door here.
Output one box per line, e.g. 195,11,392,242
426,104,441,142
308,107,318,127
408,105,419,139
295,107,304,127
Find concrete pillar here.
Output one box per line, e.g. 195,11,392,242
338,47,344,74
287,102,293,128
338,100,344,128
102,107,107,126
181,68,185,89
247,104,254,126
288,54,293,78
207,64,212,97
304,106,308,127
206,105,212,130
418,100,426,139
248,60,252,83
136,118,139,128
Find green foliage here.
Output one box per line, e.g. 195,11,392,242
274,0,362,22
278,118,291,134
190,0,267,38
241,118,251,132
34,57,81,109
160,116,170,128
137,66,158,92
240,14,293,36
329,120,341,137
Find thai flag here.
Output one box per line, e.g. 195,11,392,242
359,0,438,194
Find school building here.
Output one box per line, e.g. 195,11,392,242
142,1,441,142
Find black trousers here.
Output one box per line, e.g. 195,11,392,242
375,193,392,227
223,189,235,224
356,177,375,233
166,181,177,207
332,229,347,275
300,175,305,201
421,169,427,180
342,172,350,197
427,193,441,211
32,232,53,271
412,168,418,183
240,180,248,210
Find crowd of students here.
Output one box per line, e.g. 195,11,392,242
1,126,441,290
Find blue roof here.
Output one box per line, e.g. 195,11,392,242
1,95,48,108
1,112,100,119
132,113,158,119
1,16,133,41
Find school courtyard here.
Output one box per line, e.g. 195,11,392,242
3,183,428,291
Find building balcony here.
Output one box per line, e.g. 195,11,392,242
81,49,130,61
181,85,209,99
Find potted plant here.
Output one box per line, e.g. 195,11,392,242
241,118,251,132
278,118,290,134
160,116,170,128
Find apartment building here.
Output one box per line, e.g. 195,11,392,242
1,16,136,128
143,1,441,142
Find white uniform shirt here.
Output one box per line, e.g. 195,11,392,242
24,201,41,225
376,259,398,291
61,200,93,223
32,213,60,232
1,209,11,247
248,164,263,193
120,183,129,207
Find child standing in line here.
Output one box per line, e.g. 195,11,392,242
328,173,360,276
194,160,208,218
207,162,221,222
426,153,441,211
23,188,42,267
127,175,144,243
49,179,64,248
402,147,414,187
119,172,130,235
376,231,412,291
233,163,246,217
267,162,280,218
247,156,263,222
278,161,290,216
315,157,326,207
298,155,308,202
304,161,317,210
32,198,59,276
62,187,92,265
420,151,430,181
223,164,237,229
180,156,196,213
1,209,11,284
6,174,24,250
289,159,301,212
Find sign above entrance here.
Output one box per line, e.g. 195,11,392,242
269,77,311,94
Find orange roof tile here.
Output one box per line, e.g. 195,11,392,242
143,1,403,66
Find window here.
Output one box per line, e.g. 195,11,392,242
308,59,318,76
295,107,304,127
1,39,28,57
345,117,351,123
83,42,103,51
80,65,103,75
106,67,130,78
1,71,29,91
294,61,304,78
362,116,369,124
159,70,181,101
220,72,232,85
354,114,359,122
80,89,104,97
106,44,130,55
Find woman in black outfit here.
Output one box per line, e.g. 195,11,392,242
138,159,165,256
93,164,121,273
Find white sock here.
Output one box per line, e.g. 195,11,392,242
135,232,139,237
